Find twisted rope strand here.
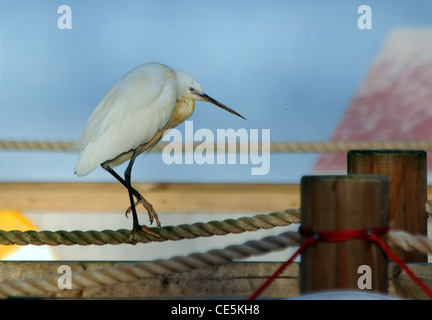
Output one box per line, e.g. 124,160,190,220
388,231,432,255
0,141,75,152
2,208,432,257
0,209,301,246
0,227,431,298
0,231,301,298
2,140,432,153
1,228,432,298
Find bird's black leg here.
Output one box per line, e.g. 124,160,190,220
102,164,161,227
104,167,144,213
124,149,142,242
102,150,159,243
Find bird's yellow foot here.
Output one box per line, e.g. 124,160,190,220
125,198,161,227
128,225,160,244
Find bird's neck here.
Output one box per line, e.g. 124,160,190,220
169,98,195,128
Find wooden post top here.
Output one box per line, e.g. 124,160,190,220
347,149,427,262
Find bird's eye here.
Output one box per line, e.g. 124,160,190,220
189,87,194,92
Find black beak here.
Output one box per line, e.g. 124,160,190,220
198,92,246,120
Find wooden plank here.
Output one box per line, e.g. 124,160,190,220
0,261,429,299
0,181,431,214
0,261,299,299
389,263,432,300
0,182,300,213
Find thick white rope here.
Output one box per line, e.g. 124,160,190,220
0,228,431,298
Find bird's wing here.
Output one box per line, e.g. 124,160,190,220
75,63,178,176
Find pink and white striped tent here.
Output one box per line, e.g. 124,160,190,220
314,29,432,176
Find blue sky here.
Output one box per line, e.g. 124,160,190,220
1,0,431,183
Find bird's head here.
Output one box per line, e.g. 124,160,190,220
174,68,245,120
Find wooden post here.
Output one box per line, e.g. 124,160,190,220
300,175,389,294
347,150,427,262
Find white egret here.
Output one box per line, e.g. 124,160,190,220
74,62,245,242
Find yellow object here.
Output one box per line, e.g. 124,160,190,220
0,210,38,259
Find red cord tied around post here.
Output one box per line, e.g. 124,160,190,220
249,226,432,300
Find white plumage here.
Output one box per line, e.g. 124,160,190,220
74,62,245,241
75,63,178,176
